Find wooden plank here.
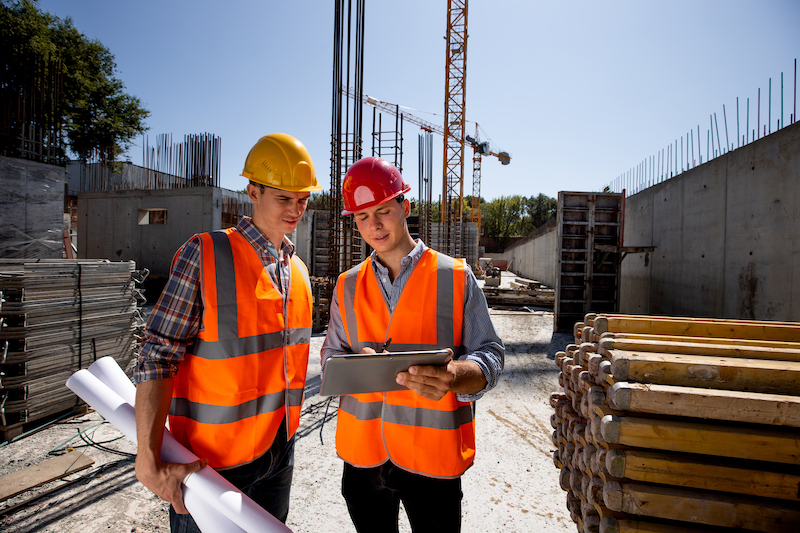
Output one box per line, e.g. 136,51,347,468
605,448,800,502
600,415,800,464
593,315,800,342
599,336,800,361
600,517,771,533
608,382,800,427
599,332,800,351
602,481,800,533
608,350,800,395
0,450,94,502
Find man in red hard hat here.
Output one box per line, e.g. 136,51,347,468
322,156,504,532
135,133,320,532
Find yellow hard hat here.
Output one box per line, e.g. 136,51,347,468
241,133,322,192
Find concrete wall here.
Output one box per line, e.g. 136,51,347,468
494,220,558,287
497,228,558,287
78,187,223,277
621,120,800,321
0,156,65,259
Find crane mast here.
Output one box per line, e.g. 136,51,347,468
441,0,468,257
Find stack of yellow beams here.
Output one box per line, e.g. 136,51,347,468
551,313,800,533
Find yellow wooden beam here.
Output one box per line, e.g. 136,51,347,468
600,415,800,464
594,315,800,342
608,350,800,395
606,448,800,502
602,481,800,532
608,381,800,427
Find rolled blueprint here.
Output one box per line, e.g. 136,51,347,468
66,360,291,533
86,356,137,405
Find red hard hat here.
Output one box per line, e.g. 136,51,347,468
341,157,411,215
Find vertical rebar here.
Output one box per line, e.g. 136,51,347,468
709,116,714,157
781,72,784,129
768,77,771,134
714,113,722,156
736,98,740,148
746,98,749,143
722,105,729,151
758,88,761,139
697,125,701,165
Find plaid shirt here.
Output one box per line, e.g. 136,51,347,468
134,217,295,383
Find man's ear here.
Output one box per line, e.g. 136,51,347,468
403,199,410,218
246,183,260,202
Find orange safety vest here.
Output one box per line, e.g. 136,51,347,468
335,248,475,479
169,228,312,469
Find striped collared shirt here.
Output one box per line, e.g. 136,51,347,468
134,217,295,383
321,240,504,402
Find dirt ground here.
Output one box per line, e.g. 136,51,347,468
0,272,574,533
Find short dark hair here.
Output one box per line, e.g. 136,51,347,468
249,180,266,191
396,193,405,204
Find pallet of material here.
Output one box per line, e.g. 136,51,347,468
551,312,800,533
0,259,145,439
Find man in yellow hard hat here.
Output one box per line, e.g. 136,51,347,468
134,133,321,532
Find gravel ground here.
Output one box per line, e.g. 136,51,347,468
0,273,574,533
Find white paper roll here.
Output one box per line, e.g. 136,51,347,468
86,356,137,406
66,368,291,533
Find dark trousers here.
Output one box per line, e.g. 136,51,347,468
169,421,295,533
342,461,463,533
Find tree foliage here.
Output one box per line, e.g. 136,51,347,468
481,194,556,248
1,0,149,160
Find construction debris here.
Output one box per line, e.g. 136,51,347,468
0,259,145,441
483,276,555,308
551,313,800,533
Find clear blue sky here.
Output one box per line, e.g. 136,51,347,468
35,0,800,201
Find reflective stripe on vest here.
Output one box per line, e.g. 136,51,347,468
169,228,312,469
335,248,475,478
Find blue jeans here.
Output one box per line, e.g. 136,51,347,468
169,421,295,533
342,461,463,533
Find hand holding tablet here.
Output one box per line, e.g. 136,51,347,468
320,349,452,396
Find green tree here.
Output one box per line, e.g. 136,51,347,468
519,193,557,234
482,193,557,248
482,195,524,248
1,0,149,160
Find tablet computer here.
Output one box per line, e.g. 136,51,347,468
319,349,452,396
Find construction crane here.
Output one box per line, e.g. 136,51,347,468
442,0,468,257
343,86,511,235
466,124,510,234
